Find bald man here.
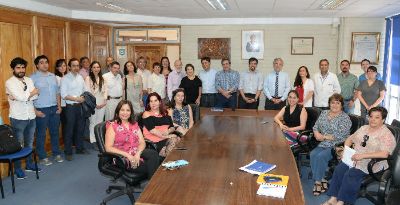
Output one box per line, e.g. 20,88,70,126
167,59,185,100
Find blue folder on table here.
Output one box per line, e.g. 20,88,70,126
239,160,276,175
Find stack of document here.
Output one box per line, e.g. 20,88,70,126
239,160,276,175
256,173,289,199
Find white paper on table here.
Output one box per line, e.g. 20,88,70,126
342,146,356,167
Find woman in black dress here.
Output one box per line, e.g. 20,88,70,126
179,64,202,105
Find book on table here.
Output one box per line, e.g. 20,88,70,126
239,160,276,175
256,173,289,199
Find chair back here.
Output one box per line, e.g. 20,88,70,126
387,124,400,143
94,122,107,154
135,112,144,130
392,119,400,128
189,104,200,123
392,146,400,187
348,114,366,135
304,107,321,130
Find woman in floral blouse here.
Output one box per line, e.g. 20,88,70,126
311,93,351,196
322,107,395,205
105,100,159,178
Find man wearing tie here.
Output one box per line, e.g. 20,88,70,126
263,58,291,110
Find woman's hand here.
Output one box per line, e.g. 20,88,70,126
279,124,289,131
127,154,140,168
351,153,364,161
324,134,334,141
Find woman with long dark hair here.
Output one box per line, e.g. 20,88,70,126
168,88,194,135
105,100,159,179
293,66,314,107
124,61,143,112
142,92,179,158
85,61,107,144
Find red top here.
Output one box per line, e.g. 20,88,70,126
295,86,304,103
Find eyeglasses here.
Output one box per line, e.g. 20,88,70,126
361,135,369,147
22,80,27,91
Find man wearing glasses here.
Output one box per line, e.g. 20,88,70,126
5,57,40,179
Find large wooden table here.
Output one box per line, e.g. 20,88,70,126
136,109,305,205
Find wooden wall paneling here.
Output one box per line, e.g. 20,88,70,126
91,25,110,68
37,16,65,73
69,22,90,60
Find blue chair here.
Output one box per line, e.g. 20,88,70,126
0,147,39,198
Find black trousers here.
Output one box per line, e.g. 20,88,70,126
264,98,286,110
127,149,159,179
200,93,216,107
238,93,259,109
63,104,85,155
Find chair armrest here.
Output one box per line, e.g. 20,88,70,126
145,139,157,150
99,152,127,182
367,157,390,181
377,169,391,204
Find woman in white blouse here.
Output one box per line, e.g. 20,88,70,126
293,66,314,107
148,62,166,99
85,61,107,144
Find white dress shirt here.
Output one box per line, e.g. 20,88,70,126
60,72,86,105
302,78,315,107
148,73,166,98
313,71,341,107
263,71,291,101
137,68,151,90
167,69,186,100
239,70,263,94
103,72,123,98
6,76,37,120
199,68,218,94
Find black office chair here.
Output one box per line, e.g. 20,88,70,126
291,107,322,175
392,119,400,128
358,124,400,204
94,122,147,205
376,145,400,205
189,104,200,123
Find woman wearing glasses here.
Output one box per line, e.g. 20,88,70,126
322,107,395,205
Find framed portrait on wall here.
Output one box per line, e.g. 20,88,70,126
242,30,264,59
350,32,380,64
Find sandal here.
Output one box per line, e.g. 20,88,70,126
321,180,329,192
313,183,322,196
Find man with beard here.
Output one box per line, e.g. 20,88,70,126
337,60,359,114
238,57,263,109
6,57,40,179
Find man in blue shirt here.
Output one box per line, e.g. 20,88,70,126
60,58,87,161
215,58,240,109
359,59,382,82
199,57,218,107
263,58,291,110
31,55,63,165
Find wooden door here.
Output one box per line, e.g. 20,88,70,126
37,16,65,72
91,25,110,68
129,44,166,71
69,22,90,60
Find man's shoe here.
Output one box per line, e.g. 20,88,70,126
54,155,64,163
76,149,90,155
15,169,27,179
40,158,53,166
65,155,73,161
25,165,42,173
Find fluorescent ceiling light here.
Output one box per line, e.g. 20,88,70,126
319,0,347,10
96,2,130,13
206,0,230,11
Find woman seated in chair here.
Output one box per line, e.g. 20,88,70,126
274,90,307,146
168,88,194,135
104,100,159,178
322,107,396,205
142,92,180,158
311,93,351,196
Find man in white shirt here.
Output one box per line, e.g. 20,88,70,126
263,58,291,110
313,59,341,109
239,57,263,109
6,57,39,179
167,60,185,101
136,56,151,107
199,57,218,107
103,61,123,121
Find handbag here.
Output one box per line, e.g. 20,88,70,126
0,124,22,155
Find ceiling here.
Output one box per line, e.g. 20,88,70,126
1,0,400,25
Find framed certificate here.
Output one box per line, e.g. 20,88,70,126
242,30,264,59
351,32,380,64
291,37,314,55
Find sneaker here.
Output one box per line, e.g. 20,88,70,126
40,158,53,166
25,165,42,173
15,169,27,179
65,155,73,161
54,155,64,163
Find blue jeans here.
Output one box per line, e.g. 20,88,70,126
343,100,355,114
10,118,36,169
216,92,237,109
327,162,367,204
142,94,148,108
35,106,61,159
310,146,333,181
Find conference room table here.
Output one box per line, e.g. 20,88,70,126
136,108,305,205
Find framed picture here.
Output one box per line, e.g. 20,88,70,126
242,30,264,59
291,37,314,55
351,32,380,64
198,38,231,59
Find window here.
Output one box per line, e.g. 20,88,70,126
116,28,180,43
